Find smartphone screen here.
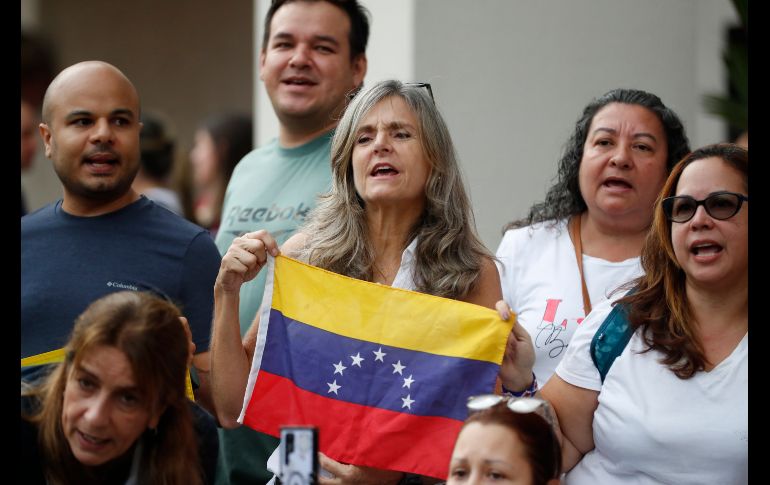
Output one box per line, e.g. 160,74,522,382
279,426,319,485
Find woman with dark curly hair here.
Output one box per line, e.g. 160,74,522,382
495,89,690,390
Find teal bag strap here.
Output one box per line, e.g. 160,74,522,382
590,292,636,383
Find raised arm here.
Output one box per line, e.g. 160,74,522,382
210,230,279,428
494,297,598,472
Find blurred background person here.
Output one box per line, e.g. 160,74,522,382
447,397,561,485
189,113,253,235
21,291,206,484
133,113,184,216
542,144,748,483
21,99,38,216
495,89,690,392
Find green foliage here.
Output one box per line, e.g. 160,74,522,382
702,0,748,134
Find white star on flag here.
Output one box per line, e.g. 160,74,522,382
327,380,341,395
350,352,364,367
373,347,387,362
333,361,347,375
403,374,414,389
401,394,415,409
392,360,406,375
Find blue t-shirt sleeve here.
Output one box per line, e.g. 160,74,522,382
180,231,221,352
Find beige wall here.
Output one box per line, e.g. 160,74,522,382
22,0,254,213
23,0,739,251
414,0,738,249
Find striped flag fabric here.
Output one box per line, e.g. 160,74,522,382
239,255,512,479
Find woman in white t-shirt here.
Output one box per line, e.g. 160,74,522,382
541,144,748,483
496,89,690,391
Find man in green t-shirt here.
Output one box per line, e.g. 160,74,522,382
211,1,369,483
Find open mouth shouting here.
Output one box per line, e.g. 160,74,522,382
371,163,399,178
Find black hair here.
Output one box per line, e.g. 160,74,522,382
504,88,691,232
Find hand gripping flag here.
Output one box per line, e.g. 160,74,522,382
239,255,513,479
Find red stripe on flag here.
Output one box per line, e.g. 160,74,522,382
243,371,462,479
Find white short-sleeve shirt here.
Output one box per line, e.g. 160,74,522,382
556,297,748,485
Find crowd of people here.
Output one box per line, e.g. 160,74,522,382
21,0,748,484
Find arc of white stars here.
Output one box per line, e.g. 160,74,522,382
333,361,347,376
403,374,414,389
401,394,415,409
327,380,341,395
392,360,405,375
373,347,387,362
350,352,364,367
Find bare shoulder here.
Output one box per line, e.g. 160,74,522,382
464,256,502,310
281,232,309,258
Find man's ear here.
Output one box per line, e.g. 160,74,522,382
39,123,53,159
351,54,367,90
259,50,267,82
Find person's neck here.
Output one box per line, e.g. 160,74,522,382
278,120,336,149
687,278,748,335
62,189,141,217
366,206,421,285
687,278,748,369
579,211,649,262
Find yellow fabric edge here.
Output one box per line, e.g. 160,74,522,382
22,349,196,401
271,255,513,364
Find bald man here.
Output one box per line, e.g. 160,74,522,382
21,62,221,422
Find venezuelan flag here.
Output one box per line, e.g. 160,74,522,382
239,255,512,479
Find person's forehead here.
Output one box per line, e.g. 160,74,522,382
77,346,138,390
677,158,744,194
360,97,418,126
590,103,662,132
270,1,351,43
52,71,139,117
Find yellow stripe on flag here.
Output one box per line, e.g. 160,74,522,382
271,256,513,364
20,348,67,367
22,349,196,401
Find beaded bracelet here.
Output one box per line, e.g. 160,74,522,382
501,372,538,398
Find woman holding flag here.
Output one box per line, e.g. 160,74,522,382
211,80,533,483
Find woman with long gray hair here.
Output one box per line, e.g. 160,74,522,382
211,80,512,483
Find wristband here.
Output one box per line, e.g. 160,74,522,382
502,372,538,397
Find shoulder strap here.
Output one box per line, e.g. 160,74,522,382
568,215,592,316
590,298,635,383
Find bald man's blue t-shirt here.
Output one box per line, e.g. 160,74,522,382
21,196,220,377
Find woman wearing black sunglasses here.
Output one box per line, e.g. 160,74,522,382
539,143,748,484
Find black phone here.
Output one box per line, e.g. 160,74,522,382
278,426,319,485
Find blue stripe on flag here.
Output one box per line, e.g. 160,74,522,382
259,309,500,421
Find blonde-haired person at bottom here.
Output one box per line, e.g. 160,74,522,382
21,291,207,485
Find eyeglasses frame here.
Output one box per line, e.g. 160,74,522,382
662,190,749,223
